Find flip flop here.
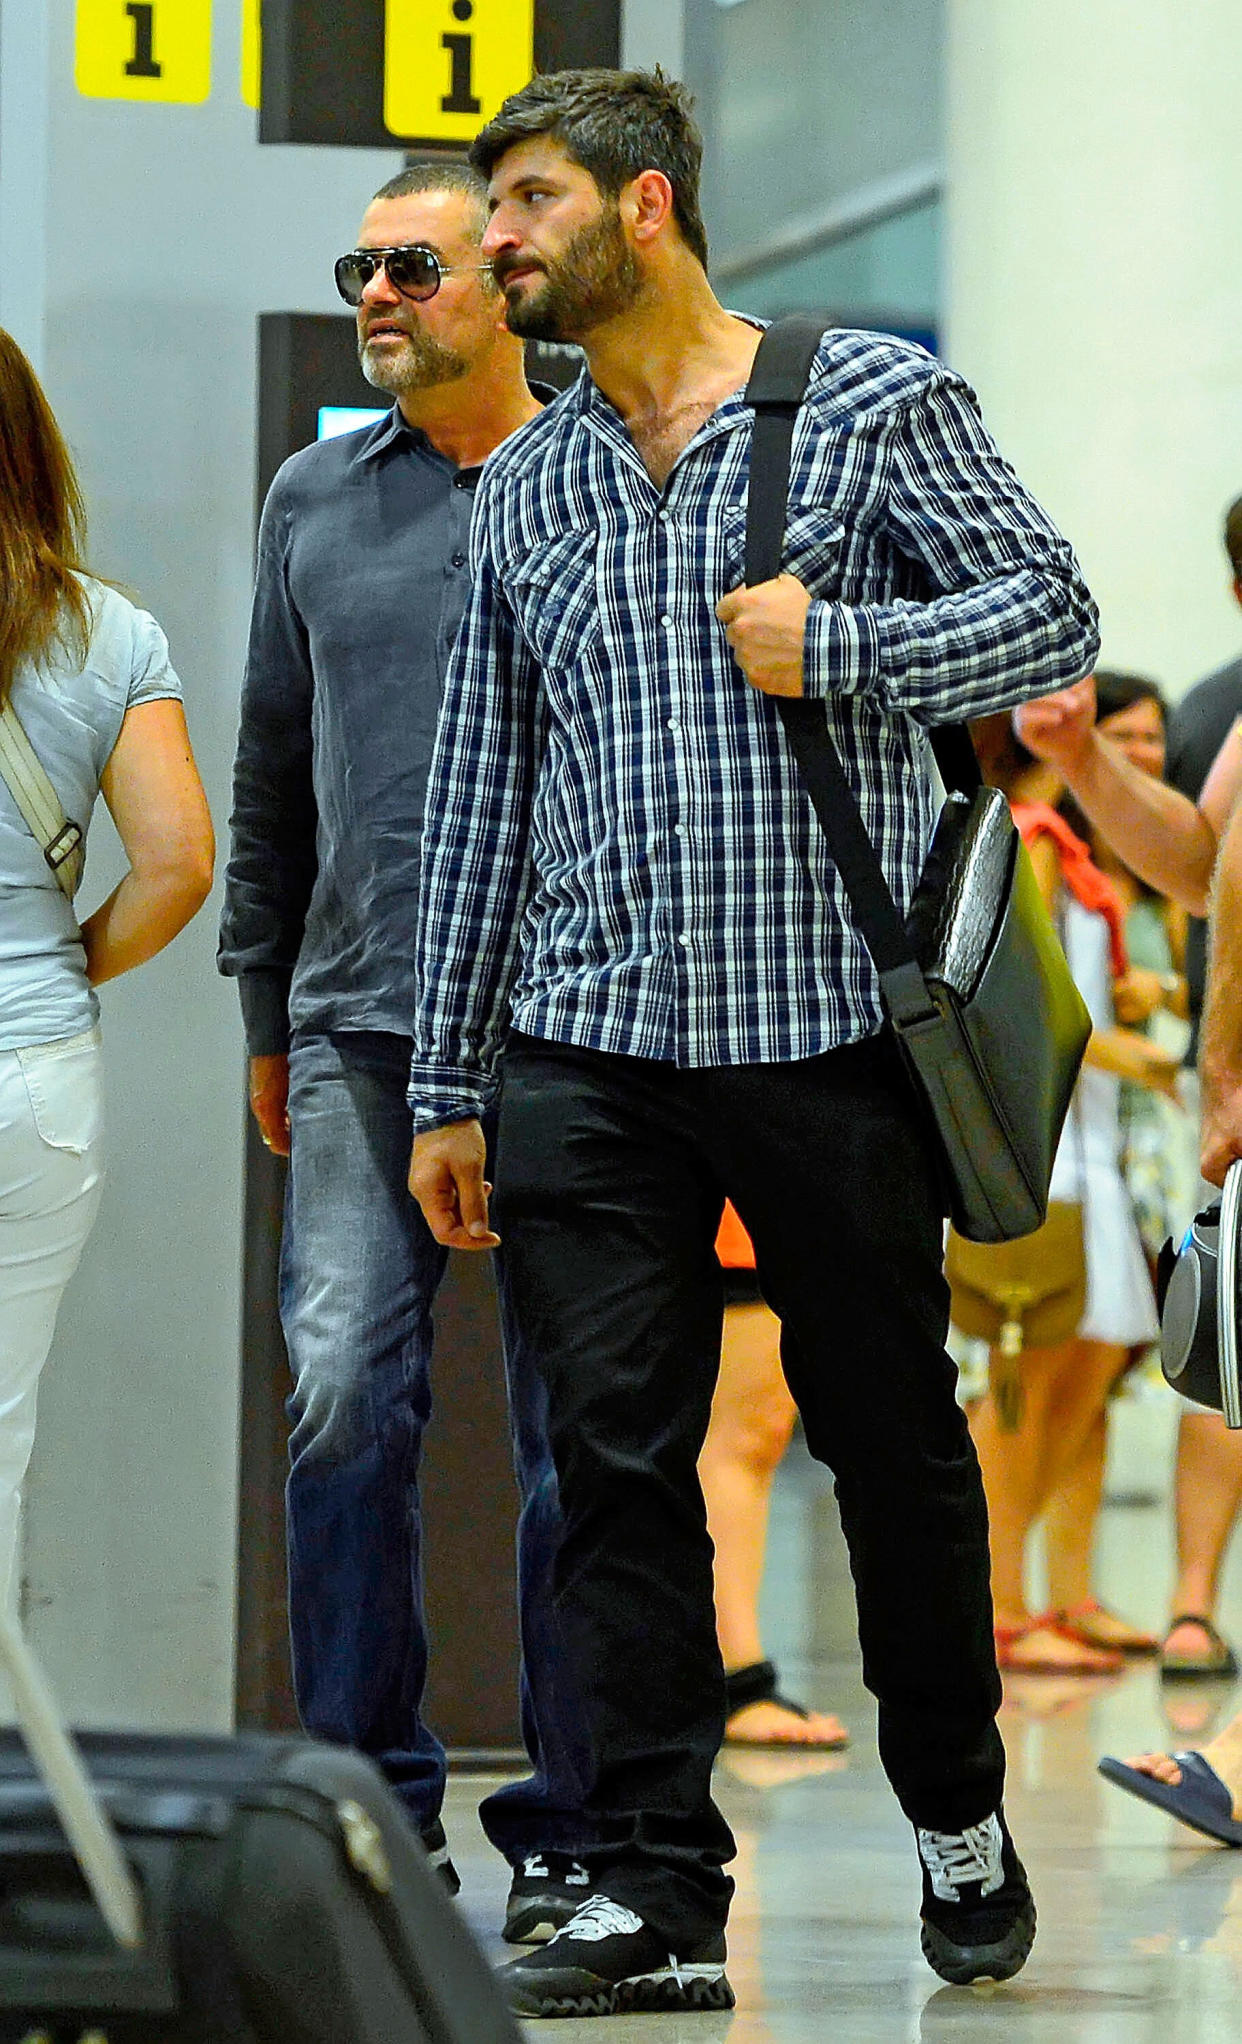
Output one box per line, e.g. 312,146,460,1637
1160,1615,1240,1681
723,1659,849,1750
1049,1600,1159,1656
995,1621,1123,1676
1098,1750,1242,1846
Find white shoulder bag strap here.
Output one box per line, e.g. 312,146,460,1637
0,696,85,899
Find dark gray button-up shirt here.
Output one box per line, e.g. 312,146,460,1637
218,404,482,1054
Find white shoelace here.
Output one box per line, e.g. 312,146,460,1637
917,1813,1004,1903
521,1853,590,1884
552,1896,645,1944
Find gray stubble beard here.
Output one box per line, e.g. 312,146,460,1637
358,325,472,396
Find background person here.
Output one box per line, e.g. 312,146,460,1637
407,66,1098,2020
1157,509,1242,1679
0,328,213,1608
700,1204,849,1749
218,164,589,1928
1101,774,1242,1837
1076,672,1192,1273
967,724,1168,1676
1016,502,1242,1680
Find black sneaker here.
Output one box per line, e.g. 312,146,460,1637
497,1895,734,2019
419,1817,461,1898
503,1850,592,1943
916,1809,1035,1984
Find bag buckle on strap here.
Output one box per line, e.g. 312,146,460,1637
44,820,83,872
882,961,941,1036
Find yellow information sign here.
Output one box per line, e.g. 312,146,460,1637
241,0,260,108
75,0,212,104
384,0,534,145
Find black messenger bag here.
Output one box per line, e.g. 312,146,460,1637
743,317,1091,1244
0,1608,521,2044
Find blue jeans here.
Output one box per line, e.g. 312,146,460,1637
282,1030,590,1860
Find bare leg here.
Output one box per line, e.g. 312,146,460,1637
1163,1409,1242,1666
699,1300,848,1746
1043,1358,1157,1650
1044,1405,1108,1612
970,1339,1124,1672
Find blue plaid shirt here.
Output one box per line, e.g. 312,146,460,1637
408,327,1099,1132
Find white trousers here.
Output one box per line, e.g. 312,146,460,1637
0,1027,104,1610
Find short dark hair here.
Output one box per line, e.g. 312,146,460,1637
470,68,709,272
1092,668,1167,724
371,159,489,237
1225,495,1242,581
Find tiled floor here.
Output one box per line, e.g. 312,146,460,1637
448,1386,1242,2040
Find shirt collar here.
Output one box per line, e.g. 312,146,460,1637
350,383,563,473
350,403,454,472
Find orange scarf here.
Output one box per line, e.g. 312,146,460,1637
1011,800,1128,977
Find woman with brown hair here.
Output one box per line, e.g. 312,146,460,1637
0,329,214,1604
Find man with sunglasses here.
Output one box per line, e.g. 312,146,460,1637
219,162,590,1934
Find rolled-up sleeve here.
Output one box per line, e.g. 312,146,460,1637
801,366,1100,723
407,499,546,1133
217,477,318,1056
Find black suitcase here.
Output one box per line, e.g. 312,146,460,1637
0,1693,522,2043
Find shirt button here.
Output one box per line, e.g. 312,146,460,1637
667,717,680,731
450,552,466,567
674,823,687,837
678,933,691,947
661,613,674,628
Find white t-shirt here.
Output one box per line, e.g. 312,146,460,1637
0,577,183,1049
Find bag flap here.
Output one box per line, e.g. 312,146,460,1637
906,787,1016,1000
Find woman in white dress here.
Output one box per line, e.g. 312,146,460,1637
0,328,214,1606
966,722,1177,1675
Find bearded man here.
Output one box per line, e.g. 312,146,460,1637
219,161,593,1934
407,69,1100,2022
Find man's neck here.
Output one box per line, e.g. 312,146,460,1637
579,262,761,425
398,363,542,470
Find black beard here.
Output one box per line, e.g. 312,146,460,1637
357,323,470,395
500,206,643,343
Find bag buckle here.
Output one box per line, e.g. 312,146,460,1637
44,819,83,872
881,961,940,1036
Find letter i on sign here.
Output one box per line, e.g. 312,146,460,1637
384,0,535,146
74,0,212,103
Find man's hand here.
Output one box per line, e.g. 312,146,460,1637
1013,675,1097,774
715,574,811,698
1201,1074,1242,1188
249,1053,290,1158
408,1117,499,1250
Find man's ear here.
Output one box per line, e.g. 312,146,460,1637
623,169,675,248
1233,575,1242,613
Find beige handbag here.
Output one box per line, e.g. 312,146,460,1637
945,1202,1087,1429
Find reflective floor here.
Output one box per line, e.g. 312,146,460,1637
448,1387,1242,2040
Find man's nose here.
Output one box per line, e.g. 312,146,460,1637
360,259,402,307
481,211,520,262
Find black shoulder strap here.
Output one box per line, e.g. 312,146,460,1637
743,315,826,591
743,319,941,1023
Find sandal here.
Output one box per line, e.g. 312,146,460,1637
1050,1600,1159,1656
723,1660,850,1749
1160,1615,1240,1681
994,1620,1123,1676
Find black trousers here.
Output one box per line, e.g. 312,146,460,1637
492,1029,1004,1947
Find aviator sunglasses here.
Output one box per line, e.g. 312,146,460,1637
334,243,493,307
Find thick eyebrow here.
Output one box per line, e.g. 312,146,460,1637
489,174,565,209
